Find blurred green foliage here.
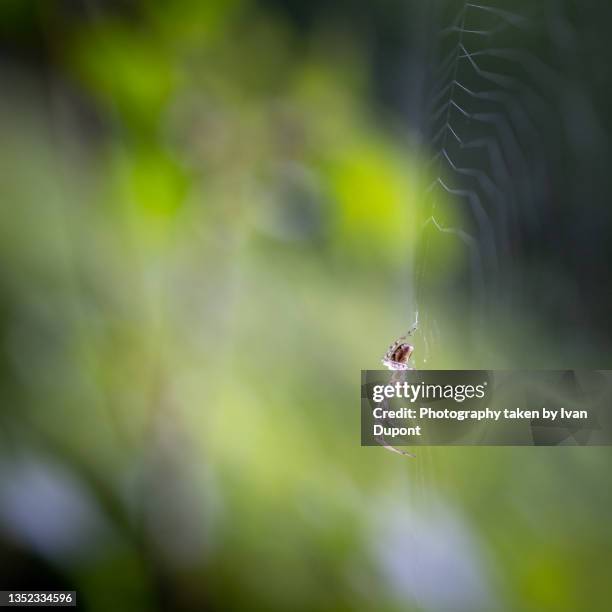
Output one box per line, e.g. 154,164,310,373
0,1,611,611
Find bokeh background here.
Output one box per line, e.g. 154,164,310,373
1,1,611,610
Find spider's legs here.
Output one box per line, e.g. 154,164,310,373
374,434,416,457
374,369,416,458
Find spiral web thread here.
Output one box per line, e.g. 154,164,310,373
414,1,561,359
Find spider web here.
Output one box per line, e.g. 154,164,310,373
414,0,563,363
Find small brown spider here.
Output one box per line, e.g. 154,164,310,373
381,316,418,371
381,338,415,371
376,317,418,457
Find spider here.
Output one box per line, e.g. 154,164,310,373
376,317,418,457
381,316,418,371
381,337,415,371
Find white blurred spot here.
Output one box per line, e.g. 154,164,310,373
371,495,498,612
0,455,116,564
